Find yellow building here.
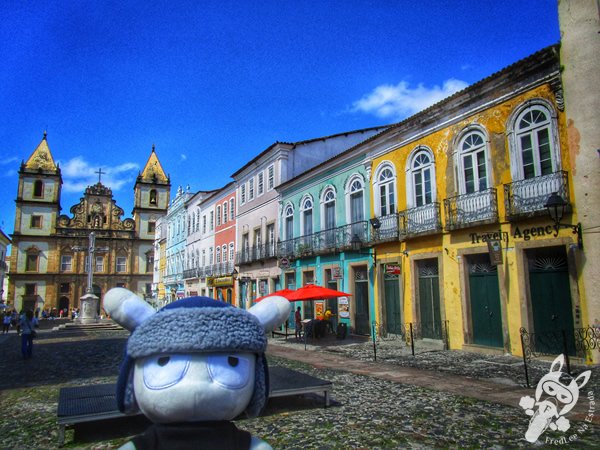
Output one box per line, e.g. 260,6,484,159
366,45,593,361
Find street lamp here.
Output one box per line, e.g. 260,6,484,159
350,234,376,261
544,192,583,250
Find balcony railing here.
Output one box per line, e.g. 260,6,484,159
371,213,399,243
398,203,442,239
504,171,569,220
277,221,369,258
444,188,498,231
210,261,235,277
183,268,198,279
236,243,276,265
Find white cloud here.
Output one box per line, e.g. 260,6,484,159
180,154,187,162
59,156,139,193
0,156,19,166
351,78,469,120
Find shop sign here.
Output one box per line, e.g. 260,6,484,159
487,239,503,266
385,263,401,275
332,266,343,279
470,224,559,245
338,296,350,318
207,278,214,287
213,276,234,287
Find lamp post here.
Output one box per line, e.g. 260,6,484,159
544,192,583,250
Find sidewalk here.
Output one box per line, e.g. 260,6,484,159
267,338,599,424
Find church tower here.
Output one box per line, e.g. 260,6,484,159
10,132,63,311
133,145,171,241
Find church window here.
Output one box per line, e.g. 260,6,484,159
149,189,158,205
148,221,156,234
146,252,154,273
60,255,72,272
116,256,127,273
95,256,104,272
25,252,39,272
33,180,44,198
30,215,42,229
59,283,70,293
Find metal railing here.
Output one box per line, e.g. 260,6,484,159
277,220,369,259
235,243,276,265
444,188,498,230
519,326,600,387
504,171,569,220
371,213,399,243
398,203,442,239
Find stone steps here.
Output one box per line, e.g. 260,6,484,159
53,320,124,332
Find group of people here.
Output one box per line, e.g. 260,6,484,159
1,309,37,359
294,306,336,340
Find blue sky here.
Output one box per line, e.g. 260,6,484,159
0,0,560,235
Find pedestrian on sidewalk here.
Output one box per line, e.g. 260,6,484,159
294,306,302,340
20,310,36,359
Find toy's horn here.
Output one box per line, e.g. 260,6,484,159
103,288,155,331
248,295,292,332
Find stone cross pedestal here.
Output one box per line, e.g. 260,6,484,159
78,293,99,324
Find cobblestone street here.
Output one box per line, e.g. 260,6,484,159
0,326,598,449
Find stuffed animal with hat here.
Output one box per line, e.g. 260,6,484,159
103,287,291,450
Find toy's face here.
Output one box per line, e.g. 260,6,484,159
133,352,256,423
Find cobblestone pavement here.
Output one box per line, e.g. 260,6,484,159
0,327,598,449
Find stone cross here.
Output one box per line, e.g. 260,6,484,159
95,168,105,183
72,231,109,295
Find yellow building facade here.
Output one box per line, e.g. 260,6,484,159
367,46,592,361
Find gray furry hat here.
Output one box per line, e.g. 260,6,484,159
116,296,269,418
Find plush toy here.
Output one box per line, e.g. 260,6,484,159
103,288,291,450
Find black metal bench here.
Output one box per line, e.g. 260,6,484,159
57,366,332,446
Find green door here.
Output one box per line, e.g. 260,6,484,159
384,274,401,334
354,268,370,335
528,247,575,355
468,255,503,348
418,259,442,339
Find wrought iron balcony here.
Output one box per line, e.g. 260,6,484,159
444,188,498,231
277,221,369,259
183,268,199,279
235,243,276,265
210,261,235,277
370,213,399,243
398,203,442,239
504,171,569,221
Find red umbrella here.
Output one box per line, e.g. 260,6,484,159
254,288,296,302
286,284,351,302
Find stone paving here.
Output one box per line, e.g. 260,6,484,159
0,326,598,449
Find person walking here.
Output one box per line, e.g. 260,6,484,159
2,312,11,334
294,306,302,340
20,310,36,359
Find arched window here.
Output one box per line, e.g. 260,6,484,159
510,103,559,180
321,187,336,230
223,201,228,223
149,189,158,205
284,204,294,240
374,163,396,216
229,199,235,221
300,196,313,236
33,180,44,198
216,205,221,226
222,244,227,262
407,148,435,208
216,246,221,263
457,130,489,194
346,176,365,224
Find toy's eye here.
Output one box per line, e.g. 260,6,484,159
207,354,252,389
143,354,191,390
